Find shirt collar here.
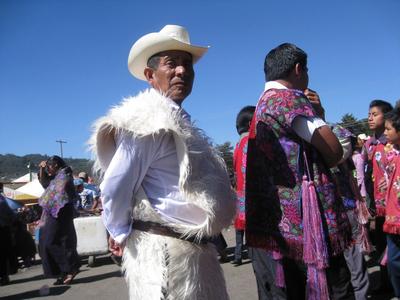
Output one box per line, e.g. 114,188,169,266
240,132,249,139
264,81,288,91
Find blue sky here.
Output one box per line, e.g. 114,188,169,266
1,0,399,158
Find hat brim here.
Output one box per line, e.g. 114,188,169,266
128,33,209,81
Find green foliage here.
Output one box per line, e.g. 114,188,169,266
215,142,234,174
339,113,371,136
0,154,93,182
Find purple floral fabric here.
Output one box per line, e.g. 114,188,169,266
38,168,74,218
246,88,351,261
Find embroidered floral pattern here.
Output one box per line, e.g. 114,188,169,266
38,168,74,218
246,89,351,260
365,137,388,216
233,134,249,230
382,145,400,234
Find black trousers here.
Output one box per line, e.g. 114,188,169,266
283,254,355,300
39,204,80,277
249,247,287,300
0,226,13,279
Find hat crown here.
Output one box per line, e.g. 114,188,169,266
159,25,191,44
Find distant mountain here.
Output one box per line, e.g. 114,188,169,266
0,154,93,182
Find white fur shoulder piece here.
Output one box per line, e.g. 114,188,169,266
89,88,236,238
89,88,188,172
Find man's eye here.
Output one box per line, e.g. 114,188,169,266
165,61,176,67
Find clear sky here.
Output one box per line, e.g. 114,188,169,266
1,0,399,158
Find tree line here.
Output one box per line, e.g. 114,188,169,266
0,154,92,182
1,114,368,182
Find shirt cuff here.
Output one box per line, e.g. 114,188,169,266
292,116,327,143
101,213,132,244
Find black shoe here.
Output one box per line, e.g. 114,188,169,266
369,285,393,295
0,276,10,286
231,259,242,266
53,277,64,286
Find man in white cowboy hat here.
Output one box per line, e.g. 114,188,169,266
89,25,235,299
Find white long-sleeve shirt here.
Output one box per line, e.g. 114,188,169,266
100,102,207,244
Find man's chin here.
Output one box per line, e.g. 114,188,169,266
169,92,191,103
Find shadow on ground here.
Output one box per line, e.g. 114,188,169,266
1,286,71,299
72,270,122,284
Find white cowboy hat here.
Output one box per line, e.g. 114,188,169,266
127,24,209,81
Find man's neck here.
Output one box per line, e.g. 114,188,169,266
172,99,183,107
374,128,384,139
275,79,297,90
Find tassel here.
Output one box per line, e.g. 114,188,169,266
302,176,330,300
355,196,373,254
380,247,388,266
356,199,371,225
359,225,373,254
306,267,330,300
272,251,285,288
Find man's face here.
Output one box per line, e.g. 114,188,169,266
46,163,58,176
145,50,194,105
384,120,400,145
298,65,309,91
368,106,385,130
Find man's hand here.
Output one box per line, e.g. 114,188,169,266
304,88,325,120
108,236,125,257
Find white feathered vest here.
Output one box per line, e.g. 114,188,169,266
89,89,235,300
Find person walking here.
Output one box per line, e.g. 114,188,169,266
38,156,81,285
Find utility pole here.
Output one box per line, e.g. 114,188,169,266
56,140,67,158
27,161,32,181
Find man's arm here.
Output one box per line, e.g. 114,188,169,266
293,89,343,167
100,133,156,251
311,126,343,167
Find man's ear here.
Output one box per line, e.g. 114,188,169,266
144,67,155,84
294,63,302,77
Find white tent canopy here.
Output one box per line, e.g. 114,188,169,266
12,173,38,183
16,179,44,198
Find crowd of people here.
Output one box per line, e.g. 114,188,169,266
1,23,400,300
0,157,102,286
233,45,400,299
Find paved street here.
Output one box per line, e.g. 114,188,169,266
0,227,257,300
0,227,396,300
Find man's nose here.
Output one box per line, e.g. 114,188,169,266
175,65,186,76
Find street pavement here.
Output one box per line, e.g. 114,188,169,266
0,227,257,300
0,226,396,300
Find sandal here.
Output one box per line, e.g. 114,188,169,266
63,270,79,285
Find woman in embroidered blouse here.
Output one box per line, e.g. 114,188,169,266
38,156,80,285
382,106,400,297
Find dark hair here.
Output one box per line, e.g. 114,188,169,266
264,43,307,81
147,54,161,70
47,155,67,169
385,101,400,132
369,99,393,114
236,106,256,134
